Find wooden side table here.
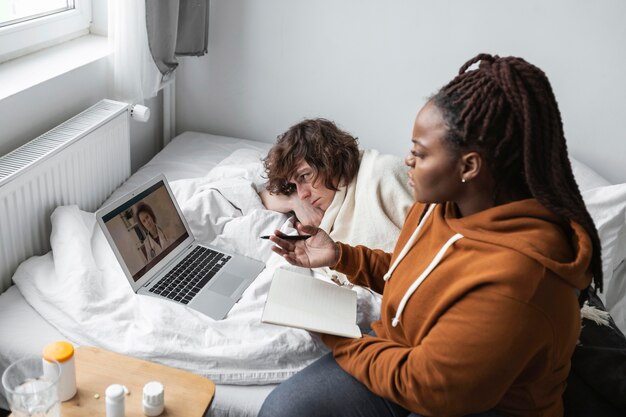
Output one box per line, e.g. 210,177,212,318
9,346,215,417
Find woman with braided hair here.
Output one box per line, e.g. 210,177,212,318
258,54,600,417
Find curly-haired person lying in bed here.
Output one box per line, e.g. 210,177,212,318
259,118,359,227
260,118,413,252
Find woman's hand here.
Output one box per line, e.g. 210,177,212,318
269,223,338,268
259,189,294,213
290,197,324,227
259,189,324,227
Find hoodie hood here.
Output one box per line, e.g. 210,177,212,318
445,199,593,291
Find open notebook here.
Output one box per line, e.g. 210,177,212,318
261,268,361,338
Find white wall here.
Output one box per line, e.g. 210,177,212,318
0,60,163,174
0,59,107,158
176,0,626,184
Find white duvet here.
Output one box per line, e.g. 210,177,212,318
12,149,412,384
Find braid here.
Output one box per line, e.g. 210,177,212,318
432,54,603,304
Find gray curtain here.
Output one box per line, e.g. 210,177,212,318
145,0,210,77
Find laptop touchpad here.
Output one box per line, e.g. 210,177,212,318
210,273,246,297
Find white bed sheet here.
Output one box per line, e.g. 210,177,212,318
0,132,278,416
105,131,273,203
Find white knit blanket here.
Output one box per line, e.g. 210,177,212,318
321,149,413,250
12,148,412,384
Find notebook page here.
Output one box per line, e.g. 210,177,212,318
262,268,361,338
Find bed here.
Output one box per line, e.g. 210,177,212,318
0,129,414,416
1,130,625,417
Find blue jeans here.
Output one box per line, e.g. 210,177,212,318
258,352,504,417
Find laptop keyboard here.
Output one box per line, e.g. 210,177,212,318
148,246,231,305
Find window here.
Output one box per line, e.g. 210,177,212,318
0,1,73,27
0,0,92,63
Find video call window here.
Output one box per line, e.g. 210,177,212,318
102,182,188,281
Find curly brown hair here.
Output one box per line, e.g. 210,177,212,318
263,119,360,195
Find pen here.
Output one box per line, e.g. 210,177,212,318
260,234,311,240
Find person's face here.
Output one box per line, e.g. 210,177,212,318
288,160,336,211
405,101,463,203
138,211,157,234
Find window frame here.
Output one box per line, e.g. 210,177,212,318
0,0,92,63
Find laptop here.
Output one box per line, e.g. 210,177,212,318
96,174,265,320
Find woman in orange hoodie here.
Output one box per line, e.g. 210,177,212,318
259,54,602,417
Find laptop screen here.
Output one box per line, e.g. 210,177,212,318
101,180,189,281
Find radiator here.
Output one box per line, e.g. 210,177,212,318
0,99,131,292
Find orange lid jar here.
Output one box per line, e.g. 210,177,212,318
43,341,74,363
42,341,77,401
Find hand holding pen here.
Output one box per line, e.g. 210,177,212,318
260,233,311,241
262,224,339,268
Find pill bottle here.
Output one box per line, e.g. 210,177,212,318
106,384,126,417
42,341,77,401
143,381,164,416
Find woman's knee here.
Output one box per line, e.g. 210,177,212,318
258,384,318,417
258,353,348,417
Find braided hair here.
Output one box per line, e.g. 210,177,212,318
431,53,602,304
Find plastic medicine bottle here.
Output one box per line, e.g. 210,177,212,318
143,381,165,416
106,384,126,417
42,341,77,401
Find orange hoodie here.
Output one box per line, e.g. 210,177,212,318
322,199,592,417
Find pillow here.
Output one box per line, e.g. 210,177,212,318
615,226,626,270
580,184,626,298
570,156,611,191
570,157,626,299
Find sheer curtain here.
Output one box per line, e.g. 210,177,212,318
108,0,161,103
108,0,209,104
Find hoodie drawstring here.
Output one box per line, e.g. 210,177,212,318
383,204,436,281
391,233,463,327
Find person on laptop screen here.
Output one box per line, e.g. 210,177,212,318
135,202,170,262
259,54,602,417
102,184,188,281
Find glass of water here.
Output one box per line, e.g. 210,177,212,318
2,357,60,417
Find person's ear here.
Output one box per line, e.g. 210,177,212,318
459,151,482,183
